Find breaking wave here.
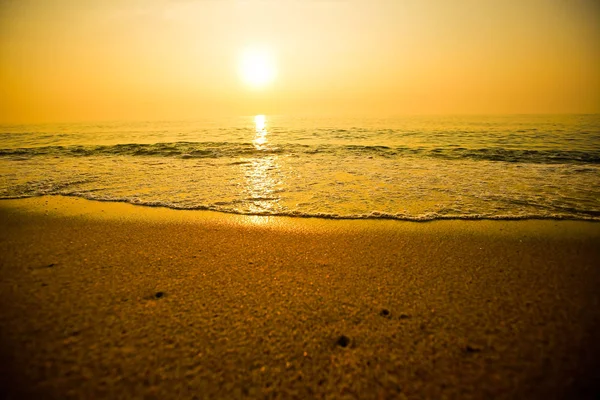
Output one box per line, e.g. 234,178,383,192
1,141,599,164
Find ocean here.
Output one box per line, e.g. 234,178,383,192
1,114,599,221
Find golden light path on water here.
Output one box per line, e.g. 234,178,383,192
253,114,267,149
244,115,280,219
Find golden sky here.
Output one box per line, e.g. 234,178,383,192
1,0,599,122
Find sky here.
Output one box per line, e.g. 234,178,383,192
0,0,599,123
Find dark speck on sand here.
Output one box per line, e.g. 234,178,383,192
336,335,351,348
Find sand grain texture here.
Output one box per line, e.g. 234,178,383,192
1,197,599,399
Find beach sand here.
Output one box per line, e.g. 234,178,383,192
1,196,599,399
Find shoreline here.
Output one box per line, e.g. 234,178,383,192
3,195,599,223
1,196,600,399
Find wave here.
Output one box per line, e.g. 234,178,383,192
3,193,599,221
1,141,599,164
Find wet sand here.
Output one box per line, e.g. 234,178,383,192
1,196,599,399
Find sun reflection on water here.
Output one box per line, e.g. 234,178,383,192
243,115,281,217
253,114,268,149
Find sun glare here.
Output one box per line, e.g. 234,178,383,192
239,47,277,88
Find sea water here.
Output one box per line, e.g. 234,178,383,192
1,114,599,220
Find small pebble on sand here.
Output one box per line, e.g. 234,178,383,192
336,335,350,347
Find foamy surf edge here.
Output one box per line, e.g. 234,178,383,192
3,193,599,222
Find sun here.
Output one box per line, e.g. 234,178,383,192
239,46,277,88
